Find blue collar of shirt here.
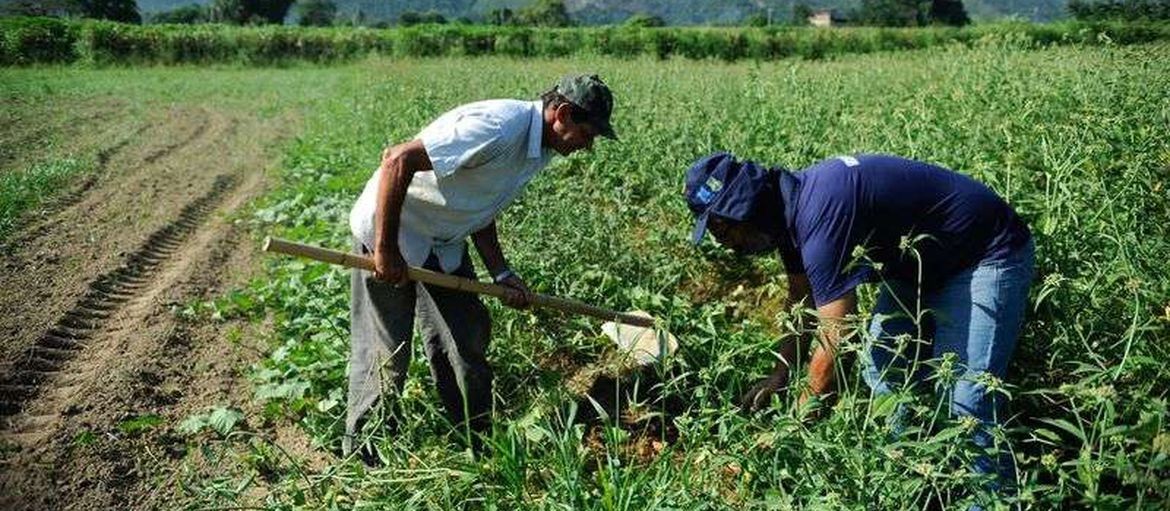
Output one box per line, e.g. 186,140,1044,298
527,100,543,160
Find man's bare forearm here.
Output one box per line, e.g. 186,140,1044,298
770,273,813,376
805,292,857,397
472,220,534,309
374,164,408,253
471,221,508,276
806,330,840,396
770,339,800,375
374,140,430,252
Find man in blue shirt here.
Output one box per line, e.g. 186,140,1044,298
685,152,1034,492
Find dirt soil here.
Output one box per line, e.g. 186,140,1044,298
0,102,318,510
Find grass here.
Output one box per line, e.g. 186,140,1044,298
4,38,1168,509
199,39,1170,509
0,158,85,240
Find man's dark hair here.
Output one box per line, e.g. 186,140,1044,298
540,91,591,124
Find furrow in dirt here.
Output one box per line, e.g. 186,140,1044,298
0,175,237,424
0,94,316,511
142,114,210,164
0,108,227,367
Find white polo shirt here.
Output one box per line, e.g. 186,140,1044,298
349,99,554,273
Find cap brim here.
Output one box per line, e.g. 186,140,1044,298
690,212,710,245
597,120,617,140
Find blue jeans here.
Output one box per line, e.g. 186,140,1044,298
862,239,1034,492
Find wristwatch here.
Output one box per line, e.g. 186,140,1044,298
492,268,514,284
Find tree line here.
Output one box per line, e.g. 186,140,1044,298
1,1,976,28
2,0,142,23
6,15,1169,67
6,0,1169,28
1068,0,1170,20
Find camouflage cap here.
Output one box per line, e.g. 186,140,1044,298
552,74,616,140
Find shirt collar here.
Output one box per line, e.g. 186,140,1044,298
527,100,544,159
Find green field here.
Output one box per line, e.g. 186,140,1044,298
218,40,1170,509
6,38,1169,509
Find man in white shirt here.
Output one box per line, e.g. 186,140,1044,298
346,74,616,460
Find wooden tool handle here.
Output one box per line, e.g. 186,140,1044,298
262,237,655,328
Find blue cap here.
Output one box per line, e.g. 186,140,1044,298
684,152,772,244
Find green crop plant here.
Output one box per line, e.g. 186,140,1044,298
2,37,1150,508
179,38,1170,510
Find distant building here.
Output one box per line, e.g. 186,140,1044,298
808,9,848,27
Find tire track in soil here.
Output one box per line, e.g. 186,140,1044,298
0,104,324,511
0,176,235,423
142,114,210,164
0,108,219,365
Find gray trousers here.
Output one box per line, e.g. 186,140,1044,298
345,238,492,454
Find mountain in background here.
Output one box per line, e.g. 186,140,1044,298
964,0,1067,21
134,0,1072,24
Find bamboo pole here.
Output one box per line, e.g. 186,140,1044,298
262,237,655,328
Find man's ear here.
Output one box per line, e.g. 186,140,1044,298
553,103,573,124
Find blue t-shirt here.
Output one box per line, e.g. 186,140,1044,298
779,154,1031,307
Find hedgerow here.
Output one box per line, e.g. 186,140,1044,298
2,17,1169,66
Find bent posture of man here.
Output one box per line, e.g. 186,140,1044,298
685,152,1033,493
346,75,616,460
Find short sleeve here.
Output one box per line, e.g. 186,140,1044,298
801,236,871,307
417,110,505,178
796,188,870,307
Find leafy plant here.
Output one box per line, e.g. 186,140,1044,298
118,414,164,435
153,41,1170,508
179,407,246,437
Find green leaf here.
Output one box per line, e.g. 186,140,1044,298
870,392,903,419
1033,427,1063,444
1037,418,1088,443
255,380,310,402
178,414,209,436
930,425,966,443
207,407,244,436
316,397,338,412
73,429,96,446
118,414,163,435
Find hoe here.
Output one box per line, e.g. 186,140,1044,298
262,237,678,366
